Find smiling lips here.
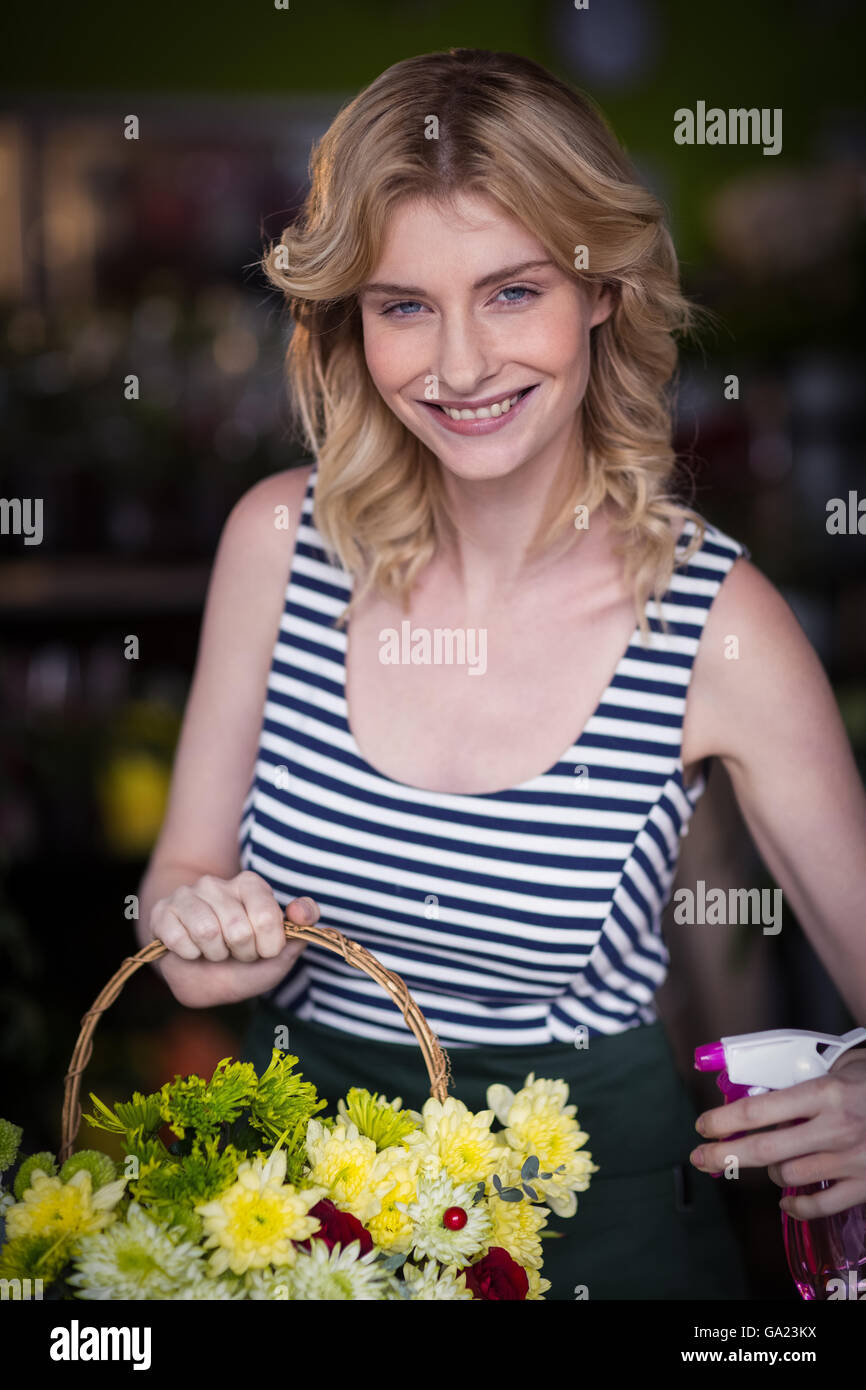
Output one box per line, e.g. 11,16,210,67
419,384,537,435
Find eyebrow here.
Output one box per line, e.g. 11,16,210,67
359,259,556,298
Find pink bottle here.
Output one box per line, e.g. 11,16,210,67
694,1027,866,1301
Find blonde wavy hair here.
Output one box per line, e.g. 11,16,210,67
261,48,706,634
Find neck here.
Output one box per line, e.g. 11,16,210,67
434,427,589,608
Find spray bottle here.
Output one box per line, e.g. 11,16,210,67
694,1027,866,1300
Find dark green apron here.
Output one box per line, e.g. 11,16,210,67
241,1000,750,1301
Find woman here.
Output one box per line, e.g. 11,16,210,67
136,49,866,1300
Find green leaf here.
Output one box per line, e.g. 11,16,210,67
378,1251,408,1273
520,1155,539,1181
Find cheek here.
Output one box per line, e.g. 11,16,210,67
512,304,589,379
362,318,420,392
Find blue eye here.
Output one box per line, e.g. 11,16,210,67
382,301,424,316
378,285,539,316
497,285,538,304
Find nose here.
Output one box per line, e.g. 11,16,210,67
435,309,496,399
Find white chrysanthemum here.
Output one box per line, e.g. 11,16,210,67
404,1171,491,1266
402,1259,474,1300
179,1274,247,1300
282,1241,398,1300
67,1201,208,1300
243,1266,297,1300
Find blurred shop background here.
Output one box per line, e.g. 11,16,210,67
1,0,864,1298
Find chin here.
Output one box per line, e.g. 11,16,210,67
434,448,533,481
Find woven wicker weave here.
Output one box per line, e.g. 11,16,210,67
60,917,453,1161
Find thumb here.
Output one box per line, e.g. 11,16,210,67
285,896,319,927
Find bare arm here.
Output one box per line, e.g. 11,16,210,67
137,464,317,1007
684,556,866,1022
683,558,866,1214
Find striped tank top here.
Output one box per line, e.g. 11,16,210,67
238,464,748,1048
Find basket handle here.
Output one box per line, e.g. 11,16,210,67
60,917,452,1162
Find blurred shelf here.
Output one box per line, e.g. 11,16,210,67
0,559,210,617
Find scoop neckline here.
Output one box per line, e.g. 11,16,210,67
340,576,652,802
301,465,697,802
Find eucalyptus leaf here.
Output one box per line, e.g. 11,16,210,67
379,1251,408,1272
521,1155,540,1180
499,1187,524,1202
522,1183,538,1200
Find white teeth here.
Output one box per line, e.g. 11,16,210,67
442,392,523,421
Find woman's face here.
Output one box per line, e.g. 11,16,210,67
358,192,612,483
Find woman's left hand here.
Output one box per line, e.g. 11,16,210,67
689,1048,866,1219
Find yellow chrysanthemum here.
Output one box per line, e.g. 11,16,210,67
6,1167,127,1248
487,1074,599,1218
365,1148,419,1254
195,1148,325,1276
304,1119,384,1225
406,1098,499,1185
526,1266,552,1300
485,1189,549,1270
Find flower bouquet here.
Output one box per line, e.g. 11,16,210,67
0,921,597,1301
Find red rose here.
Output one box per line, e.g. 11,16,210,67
463,1247,529,1300
299,1198,373,1255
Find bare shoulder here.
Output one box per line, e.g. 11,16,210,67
222,463,313,563
683,554,836,767
196,462,315,695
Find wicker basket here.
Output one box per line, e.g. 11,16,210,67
60,916,453,1162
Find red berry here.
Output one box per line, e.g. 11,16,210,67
443,1205,468,1230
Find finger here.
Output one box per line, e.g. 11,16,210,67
195,875,260,962
172,885,230,962
696,1079,831,1138
780,1177,866,1221
774,1147,861,1189
234,872,287,958
692,1114,850,1175
152,904,202,960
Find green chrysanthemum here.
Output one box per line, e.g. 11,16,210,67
85,1091,162,1139
0,1232,71,1284
60,1151,118,1190
159,1059,258,1140
13,1153,58,1200
336,1089,418,1150
125,1134,249,1243
248,1049,326,1147
67,1201,208,1300
0,1119,23,1174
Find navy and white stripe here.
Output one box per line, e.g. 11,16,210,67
238,466,747,1047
